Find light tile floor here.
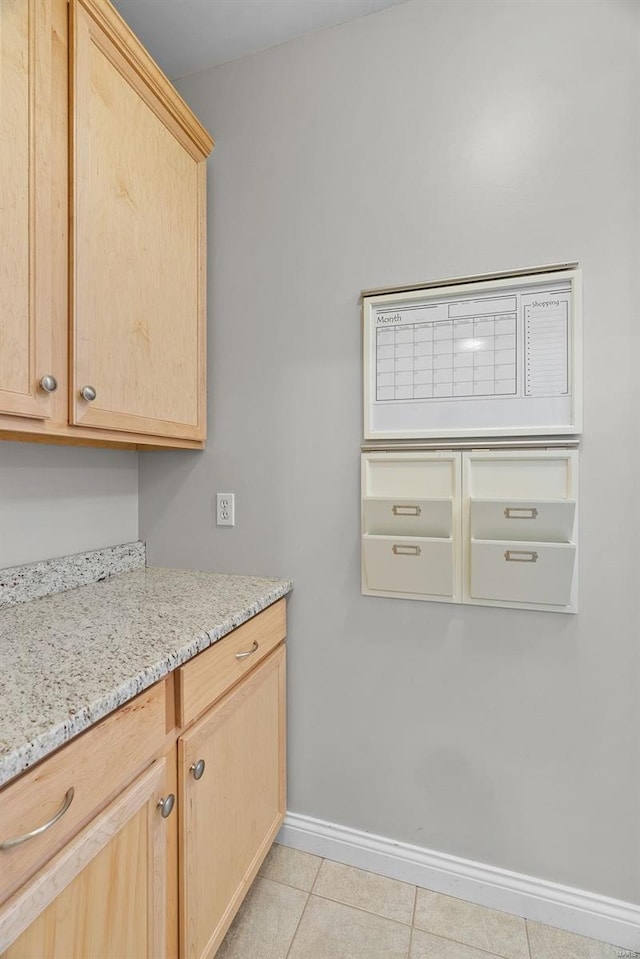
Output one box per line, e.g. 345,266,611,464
215,844,628,959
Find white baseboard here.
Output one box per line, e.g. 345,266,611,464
277,812,640,952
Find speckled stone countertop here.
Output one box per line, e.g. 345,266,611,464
0,568,292,789
0,542,146,609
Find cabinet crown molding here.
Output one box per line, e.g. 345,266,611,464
76,0,214,160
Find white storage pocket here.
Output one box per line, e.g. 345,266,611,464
470,499,575,543
363,497,452,538
362,534,454,596
364,455,457,498
470,539,576,606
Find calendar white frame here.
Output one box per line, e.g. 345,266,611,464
362,267,583,441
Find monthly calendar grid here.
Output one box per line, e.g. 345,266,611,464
376,314,517,401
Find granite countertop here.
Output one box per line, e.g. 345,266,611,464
0,565,292,789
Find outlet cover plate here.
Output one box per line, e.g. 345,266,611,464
216,492,235,526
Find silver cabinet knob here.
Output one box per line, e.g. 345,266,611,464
157,794,175,819
39,375,58,393
80,385,97,402
190,759,206,781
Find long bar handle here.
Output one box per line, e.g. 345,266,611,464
504,550,538,563
0,788,75,851
392,544,421,556
504,507,538,520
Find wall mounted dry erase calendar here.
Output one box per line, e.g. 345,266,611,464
360,265,581,613
362,266,582,440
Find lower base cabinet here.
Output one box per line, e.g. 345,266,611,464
179,645,286,959
1,760,169,959
0,601,287,959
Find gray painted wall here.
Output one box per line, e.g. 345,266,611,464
139,0,640,902
0,443,138,568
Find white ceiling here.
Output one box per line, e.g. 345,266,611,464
111,0,407,80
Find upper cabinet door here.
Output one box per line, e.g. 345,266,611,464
69,0,213,440
0,0,54,419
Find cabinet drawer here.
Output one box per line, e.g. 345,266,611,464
470,499,575,543
362,534,454,597
363,497,452,537
176,599,287,727
470,540,576,606
0,682,166,905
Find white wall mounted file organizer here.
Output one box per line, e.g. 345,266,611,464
362,266,582,440
463,449,578,612
362,451,462,603
362,448,578,613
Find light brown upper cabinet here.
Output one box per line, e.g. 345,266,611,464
0,0,214,450
0,0,55,421
70,0,211,441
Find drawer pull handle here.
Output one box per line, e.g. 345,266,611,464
190,760,206,781
0,787,75,851
392,505,421,517
392,544,421,556
504,550,538,563
504,507,538,520
157,794,175,819
235,640,259,660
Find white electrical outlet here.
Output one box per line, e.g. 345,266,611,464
216,493,235,526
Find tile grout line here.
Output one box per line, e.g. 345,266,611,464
283,888,312,959
309,856,324,896
245,850,323,959
407,885,418,958
407,922,525,959
525,918,534,959
283,855,325,959
257,873,318,893
410,884,418,927
267,854,420,929
302,853,419,929
305,889,419,926
257,849,324,895
409,886,529,959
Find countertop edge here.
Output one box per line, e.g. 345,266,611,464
0,578,292,789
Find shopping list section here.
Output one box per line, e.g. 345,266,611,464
360,266,581,613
